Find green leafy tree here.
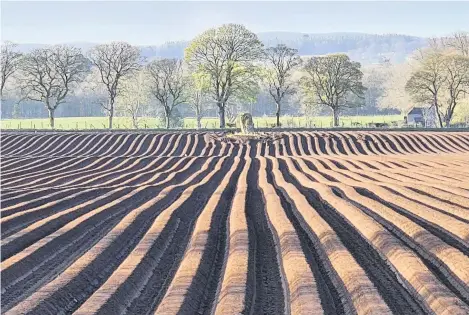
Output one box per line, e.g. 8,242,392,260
185,24,263,128
302,54,366,126
226,65,261,123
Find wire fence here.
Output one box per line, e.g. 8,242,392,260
1,116,468,131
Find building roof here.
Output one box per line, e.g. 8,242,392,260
407,107,425,116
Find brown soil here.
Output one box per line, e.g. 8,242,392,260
1,130,469,315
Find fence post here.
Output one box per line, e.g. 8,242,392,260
19,122,21,129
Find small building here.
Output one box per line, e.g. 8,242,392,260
405,106,437,127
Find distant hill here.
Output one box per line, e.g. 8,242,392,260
258,32,427,64
11,32,428,65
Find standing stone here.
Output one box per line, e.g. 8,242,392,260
239,113,255,134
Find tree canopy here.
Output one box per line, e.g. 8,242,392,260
147,58,187,129
264,44,301,126
185,23,264,128
302,54,366,126
88,42,142,128
1,41,23,99
406,47,469,127
19,45,88,128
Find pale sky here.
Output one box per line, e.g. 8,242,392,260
2,1,469,45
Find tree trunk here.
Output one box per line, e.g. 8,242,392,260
436,107,443,128
332,108,339,127
108,104,114,129
132,114,138,129
196,115,202,130
165,111,170,129
0,80,5,99
196,107,202,130
276,102,281,127
48,108,55,129
445,117,451,128
434,98,443,128
218,103,225,129
445,101,456,128
108,114,113,129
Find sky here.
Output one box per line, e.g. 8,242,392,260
2,1,469,45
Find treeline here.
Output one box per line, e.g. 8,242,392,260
1,25,468,128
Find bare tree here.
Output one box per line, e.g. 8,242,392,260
302,54,366,126
187,72,210,129
264,44,301,126
76,67,113,123
378,62,412,113
428,37,445,51
444,32,469,57
441,54,469,126
19,45,88,128
185,24,264,128
362,66,387,113
1,41,23,99
405,52,446,127
116,69,150,129
147,59,187,129
88,42,142,128
190,88,206,129
422,106,438,127
406,48,469,127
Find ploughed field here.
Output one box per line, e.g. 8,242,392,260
1,131,469,315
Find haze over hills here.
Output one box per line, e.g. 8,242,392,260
10,32,428,65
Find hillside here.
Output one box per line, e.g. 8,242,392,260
12,32,427,64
